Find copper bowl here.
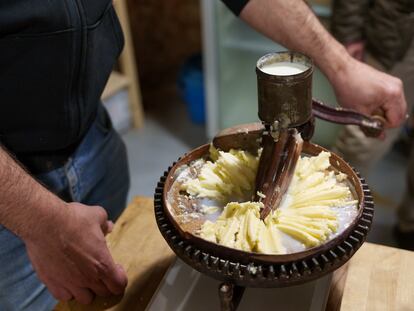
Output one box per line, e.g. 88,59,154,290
154,141,373,287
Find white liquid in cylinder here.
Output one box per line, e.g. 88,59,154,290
260,61,309,76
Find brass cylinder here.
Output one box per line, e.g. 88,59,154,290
256,51,313,128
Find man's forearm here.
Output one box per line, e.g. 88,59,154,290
0,146,66,241
240,0,351,82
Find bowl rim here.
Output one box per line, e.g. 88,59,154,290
161,141,367,265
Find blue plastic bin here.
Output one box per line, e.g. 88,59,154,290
178,54,205,124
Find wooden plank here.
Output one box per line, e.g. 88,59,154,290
327,243,414,311
102,71,130,100
113,0,145,129
55,197,175,311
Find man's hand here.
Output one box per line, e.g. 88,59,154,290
345,41,365,61
25,202,127,304
332,58,407,128
0,146,127,305
239,0,407,128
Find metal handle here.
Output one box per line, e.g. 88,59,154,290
312,99,385,137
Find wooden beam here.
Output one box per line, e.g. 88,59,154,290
113,0,145,128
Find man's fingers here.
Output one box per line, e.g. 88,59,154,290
383,79,407,128
117,264,126,276
384,96,407,128
101,220,113,236
47,282,73,302
106,221,114,234
91,205,111,234
100,261,128,295
71,286,95,305
89,280,113,297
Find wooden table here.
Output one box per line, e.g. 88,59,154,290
326,243,414,311
56,197,414,311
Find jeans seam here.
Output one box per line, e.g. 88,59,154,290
64,159,79,201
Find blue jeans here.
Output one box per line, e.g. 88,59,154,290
0,107,130,310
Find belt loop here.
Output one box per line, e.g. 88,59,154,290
65,158,80,202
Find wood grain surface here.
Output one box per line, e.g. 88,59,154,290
55,197,414,311
327,243,414,311
55,197,174,311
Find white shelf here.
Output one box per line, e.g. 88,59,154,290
312,4,332,18
222,19,284,53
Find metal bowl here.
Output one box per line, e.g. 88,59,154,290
154,141,373,288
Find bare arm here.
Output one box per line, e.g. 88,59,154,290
0,147,127,304
240,0,406,128
0,147,64,239
240,0,347,78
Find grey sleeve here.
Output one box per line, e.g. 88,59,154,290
331,0,370,43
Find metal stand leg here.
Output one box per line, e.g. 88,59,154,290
218,282,245,311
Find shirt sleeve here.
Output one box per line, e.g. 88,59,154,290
221,0,250,16
331,0,370,43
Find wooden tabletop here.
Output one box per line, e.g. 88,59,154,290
327,243,414,311
56,197,414,311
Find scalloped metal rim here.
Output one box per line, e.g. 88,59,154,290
154,163,374,288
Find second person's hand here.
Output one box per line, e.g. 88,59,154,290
344,41,365,61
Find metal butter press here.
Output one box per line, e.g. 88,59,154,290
154,51,380,311
214,51,383,220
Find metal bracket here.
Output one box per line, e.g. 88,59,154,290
269,120,280,141
262,120,281,142
218,282,245,311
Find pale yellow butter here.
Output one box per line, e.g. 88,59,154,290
192,147,357,254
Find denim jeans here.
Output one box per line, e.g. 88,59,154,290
0,107,130,310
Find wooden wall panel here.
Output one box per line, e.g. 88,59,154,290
126,0,202,108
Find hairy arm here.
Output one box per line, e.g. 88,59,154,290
239,0,406,128
240,0,348,79
0,146,127,304
0,146,63,239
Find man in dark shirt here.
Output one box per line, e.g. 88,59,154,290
0,0,407,309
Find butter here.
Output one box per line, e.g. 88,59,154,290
191,148,357,254
181,145,260,202
200,201,286,254
201,204,220,215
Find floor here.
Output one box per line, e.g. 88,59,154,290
122,101,409,249
365,150,407,247
123,100,206,201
